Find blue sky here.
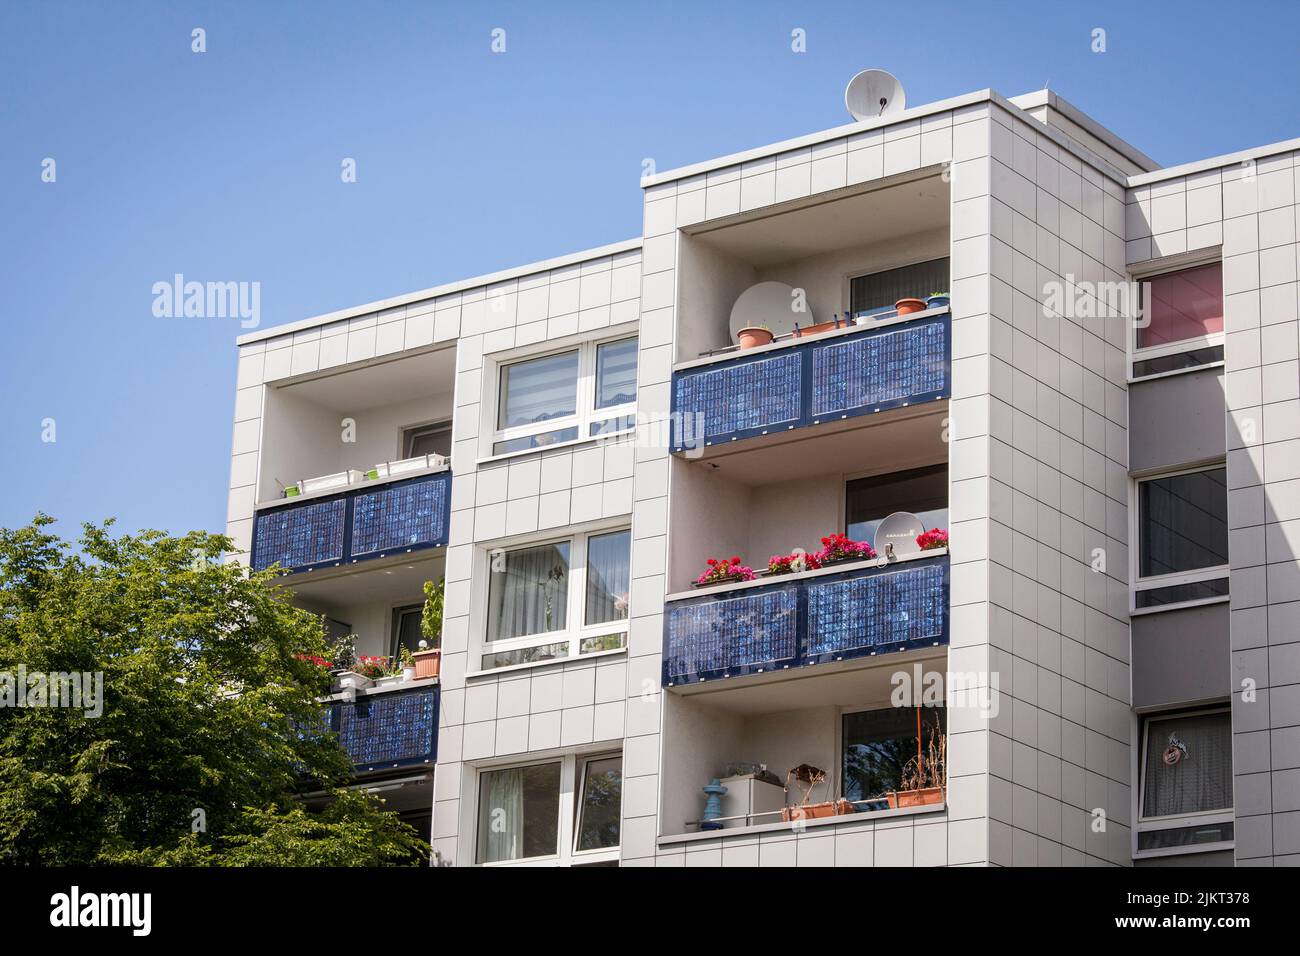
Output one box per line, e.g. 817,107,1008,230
3,0,1298,541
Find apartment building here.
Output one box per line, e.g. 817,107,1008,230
225,79,1300,867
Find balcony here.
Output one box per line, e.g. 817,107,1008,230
662,551,949,687
670,309,950,454
315,681,439,775
251,467,451,574
670,308,946,455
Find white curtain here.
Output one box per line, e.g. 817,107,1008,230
482,769,524,863
1143,712,1232,817
489,543,570,641
586,530,631,625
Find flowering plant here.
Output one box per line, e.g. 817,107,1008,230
916,528,948,551
813,533,876,564
295,653,334,669
696,555,756,586
767,551,821,576
352,655,397,679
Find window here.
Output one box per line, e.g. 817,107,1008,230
482,529,631,670
845,464,948,550
842,706,946,806
1132,262,1224,377
402,422,452,459
492,336,637,455
390,604,424,658
476,753,622,865
850,257,950,318
1135,466,1229,610
1137,263,1224,349
1137,709,1233,854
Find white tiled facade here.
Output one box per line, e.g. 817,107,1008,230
226,84,1300,866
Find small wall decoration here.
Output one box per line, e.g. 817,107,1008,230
1162,733,1188,766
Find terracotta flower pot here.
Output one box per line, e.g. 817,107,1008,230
886,786,945,809
895,298,927,316
412,649,441,679
781,799,854,822
736,326,774,349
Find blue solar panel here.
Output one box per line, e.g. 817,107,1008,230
671,316,949,451
662,556,949,686
251,472,451,574
674,351,802,448
663,585,799,683
251,497,346,571
335,686,438,770
811,321,947,417
351,472,451,558
805,560,948,659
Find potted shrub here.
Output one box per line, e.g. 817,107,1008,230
887,722,946,809
894,297,927,316
766,550,821,576
736,325,774,349
399,646,416,681
812,533,876,566
925,291,950,310
916,528,948,551
694,556,756,587
793,313,847,338
779,763,854,822
413,579,444,679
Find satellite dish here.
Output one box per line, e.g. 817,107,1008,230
845,69,906,122
729,281,807,341
874,511,926,558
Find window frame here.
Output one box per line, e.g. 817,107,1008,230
839,703,948,806
1129,463,1230,615
401,420,452,460
474,751,622,867
1128,255,1225,383
490,333,637,457
389,603,425,659
478,526,631,672
1134,707,1234,858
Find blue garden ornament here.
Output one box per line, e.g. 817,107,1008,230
700,778,728,830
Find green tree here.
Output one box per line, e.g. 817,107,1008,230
0,515,428,866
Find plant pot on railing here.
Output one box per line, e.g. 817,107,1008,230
886,787,945,809
894,298,927,316
793,314,847,338
335,670,374,692
412,649,441,679
736,326,774,349
781,799,854,822
925,293,950,310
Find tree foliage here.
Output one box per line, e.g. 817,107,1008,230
0,515,429,866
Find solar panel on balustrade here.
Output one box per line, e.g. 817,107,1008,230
350,474,449,558
337,688,438,767
810,321,946,418
663,586,799,682
252,497,346,571
805,562,948,657
674,351,802,444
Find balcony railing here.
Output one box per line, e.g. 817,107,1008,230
311,684,440,775
669,311,950,453
251,470,452,574
662,553,949,687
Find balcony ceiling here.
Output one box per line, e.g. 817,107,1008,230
287,551,445,611
686,403,948,486
279,346,456,412
675,646,947,715
690,172,949,268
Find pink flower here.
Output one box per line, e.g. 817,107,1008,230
916,528,949,551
